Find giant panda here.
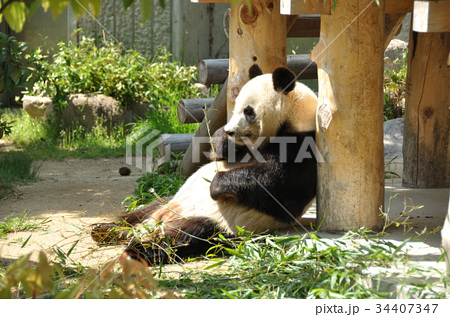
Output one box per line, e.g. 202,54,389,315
90,65,318,265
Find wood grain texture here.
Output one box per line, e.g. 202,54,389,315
311,0,385,231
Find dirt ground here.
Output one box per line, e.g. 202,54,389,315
0,153,146,268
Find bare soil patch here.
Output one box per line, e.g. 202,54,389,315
0,156,145,268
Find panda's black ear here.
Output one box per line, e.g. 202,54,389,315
272,67,296,94
249,64,263,80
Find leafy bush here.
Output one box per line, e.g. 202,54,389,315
383,49,407,121
0,32,46,99
29,36,203,110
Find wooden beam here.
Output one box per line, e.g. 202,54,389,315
384,13,407,49
158,133,195,157
181,80,228,176
177,98,214,124
403,30,450,188
385,0,413,13
198,59,229,85
287,14,320,37
413,0,450,33
198,54,317,85
227,0,287,119
280,0,332,15
311,0,385,231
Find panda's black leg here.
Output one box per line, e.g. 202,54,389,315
123,217,228,265
117,196,173,225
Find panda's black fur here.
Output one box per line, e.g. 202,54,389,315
90,65,318,265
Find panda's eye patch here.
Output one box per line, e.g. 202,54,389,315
244,106,256,123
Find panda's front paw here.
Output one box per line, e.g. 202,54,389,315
210,172,227,200
209,127,229,161
210,172,238,202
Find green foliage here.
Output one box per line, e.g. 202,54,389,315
0,211,50,238
29,36,203,114
125,157,186,209
384,49,407,121
0,251,164,298
3,38,205,158
0,0,103,33
0,108,13,139
0,32,46,99
159,230,449,299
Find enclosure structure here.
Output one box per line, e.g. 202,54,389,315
181,1,449,235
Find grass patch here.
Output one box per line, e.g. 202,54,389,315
0,151,39,198
0,211,50,238
2,110,126,159
0,151,38,183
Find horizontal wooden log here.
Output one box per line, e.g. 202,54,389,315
198,59,229,86
158,133,195,157
198,54,317,85
287,15,320,38
286,55,318,79
177,98,214,124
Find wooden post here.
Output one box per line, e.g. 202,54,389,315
311,0,385,231
228,0,287,119
402,30,450,188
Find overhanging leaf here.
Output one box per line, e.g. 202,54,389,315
48,0,69,18
3,2,27,33
123,0,136,9
141,0,153,24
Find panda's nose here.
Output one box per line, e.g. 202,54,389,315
225,130,235,136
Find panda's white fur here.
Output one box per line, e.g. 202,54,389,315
91,66,318,265
224,73,317,145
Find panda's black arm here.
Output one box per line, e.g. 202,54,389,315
210,155,316,222
210,157,283,200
